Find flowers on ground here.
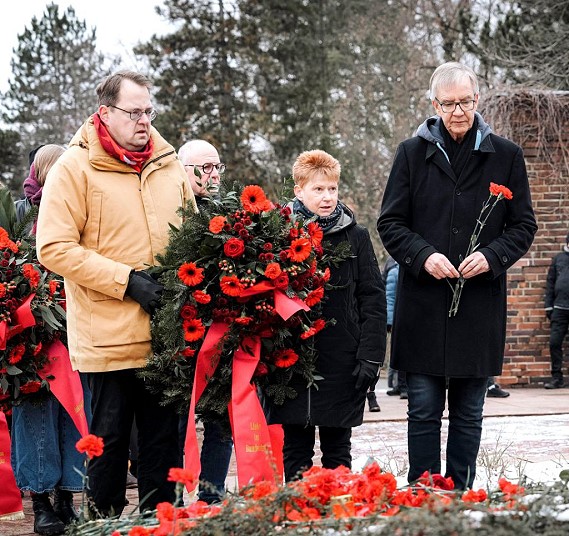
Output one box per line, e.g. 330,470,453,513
141,181,350,417
448,182,513,317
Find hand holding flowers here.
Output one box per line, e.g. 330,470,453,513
448,183,513,317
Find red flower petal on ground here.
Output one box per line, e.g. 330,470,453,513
224,237,246,258
76,434,104,459
209,215,227,234
178,262,205,286
168,467,197,487
220,275,244,297
289,238,312,262
193,290,211,304
273,348,299,368
241,185,271,213
183,319,206,342
305,287,324,306
462,488,488,503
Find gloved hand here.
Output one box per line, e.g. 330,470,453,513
125,271,164,315
546,309,552,320
352,360,381,391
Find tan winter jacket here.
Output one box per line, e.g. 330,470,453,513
37,115,196,372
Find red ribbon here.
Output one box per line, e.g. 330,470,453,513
240,282,310,321
184,323,284,491
0,294,37,350
0,412,23,520
38,340,89,437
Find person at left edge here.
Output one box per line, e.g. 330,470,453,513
36,70,197,517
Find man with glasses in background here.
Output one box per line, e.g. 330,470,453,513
37,70,196,517
177,139,233,504
378,62,536,490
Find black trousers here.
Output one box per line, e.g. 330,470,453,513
282,424,352,482
87,369,179,516
550,308,569,378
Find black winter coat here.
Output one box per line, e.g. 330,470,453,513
268,206,386,427
545,249,569,310
378,114,537,378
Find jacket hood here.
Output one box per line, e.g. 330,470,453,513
415,112,493,150
68,114,177,173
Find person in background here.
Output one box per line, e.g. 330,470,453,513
378,62,537,489
268,149,386,481
486,376,510,397
36,70,196,517
177,139,233,504
12,144,92,536
543,231,569,389
383,258,407,399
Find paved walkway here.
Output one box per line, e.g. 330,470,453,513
2,381,568,535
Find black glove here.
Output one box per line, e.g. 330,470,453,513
352,360,380,391
546,309,552,320
125,271,164,315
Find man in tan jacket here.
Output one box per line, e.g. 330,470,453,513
37,70,196,517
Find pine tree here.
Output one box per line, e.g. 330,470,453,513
0,129,24,192
135,0,258,184
2,2,110,150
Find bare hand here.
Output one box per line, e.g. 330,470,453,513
458,251,490,279
424,253,460,280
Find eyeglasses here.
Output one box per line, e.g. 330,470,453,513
109,105,157,122
435,98,476,114
184,163,226,174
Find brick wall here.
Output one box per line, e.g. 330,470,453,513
492,92,569,387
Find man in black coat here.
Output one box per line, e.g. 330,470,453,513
544,231,569,389
378,62,537,489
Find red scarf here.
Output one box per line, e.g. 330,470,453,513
93,113,154,173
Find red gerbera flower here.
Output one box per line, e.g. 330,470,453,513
288,238,312,262
273,348,299,368
183,318,206,342
181,347,196,358
241,185,271,214
209,215,227,234
305,287,324,306
76,434,104,459
306,222,324,246
8,344,26,365
178,262,205,286
220,275,244,297
193,290,211,304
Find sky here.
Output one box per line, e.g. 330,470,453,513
0,0,173,92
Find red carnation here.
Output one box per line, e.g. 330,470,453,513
209,215,227,234
224,238,246,259
489,182,513,200
193,290,211,304
168,467,197,487
76,434,104,459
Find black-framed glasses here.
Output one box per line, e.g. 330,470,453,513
435,97,476,113
109,105,157,122
184,163,226,174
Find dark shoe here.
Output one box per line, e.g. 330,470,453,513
386,388,401,396
126,471,138,489
544,378,565,389
366,392,381,412
399,391,408,400
53,488,78,525
31,493,66,535
487,384,510,398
